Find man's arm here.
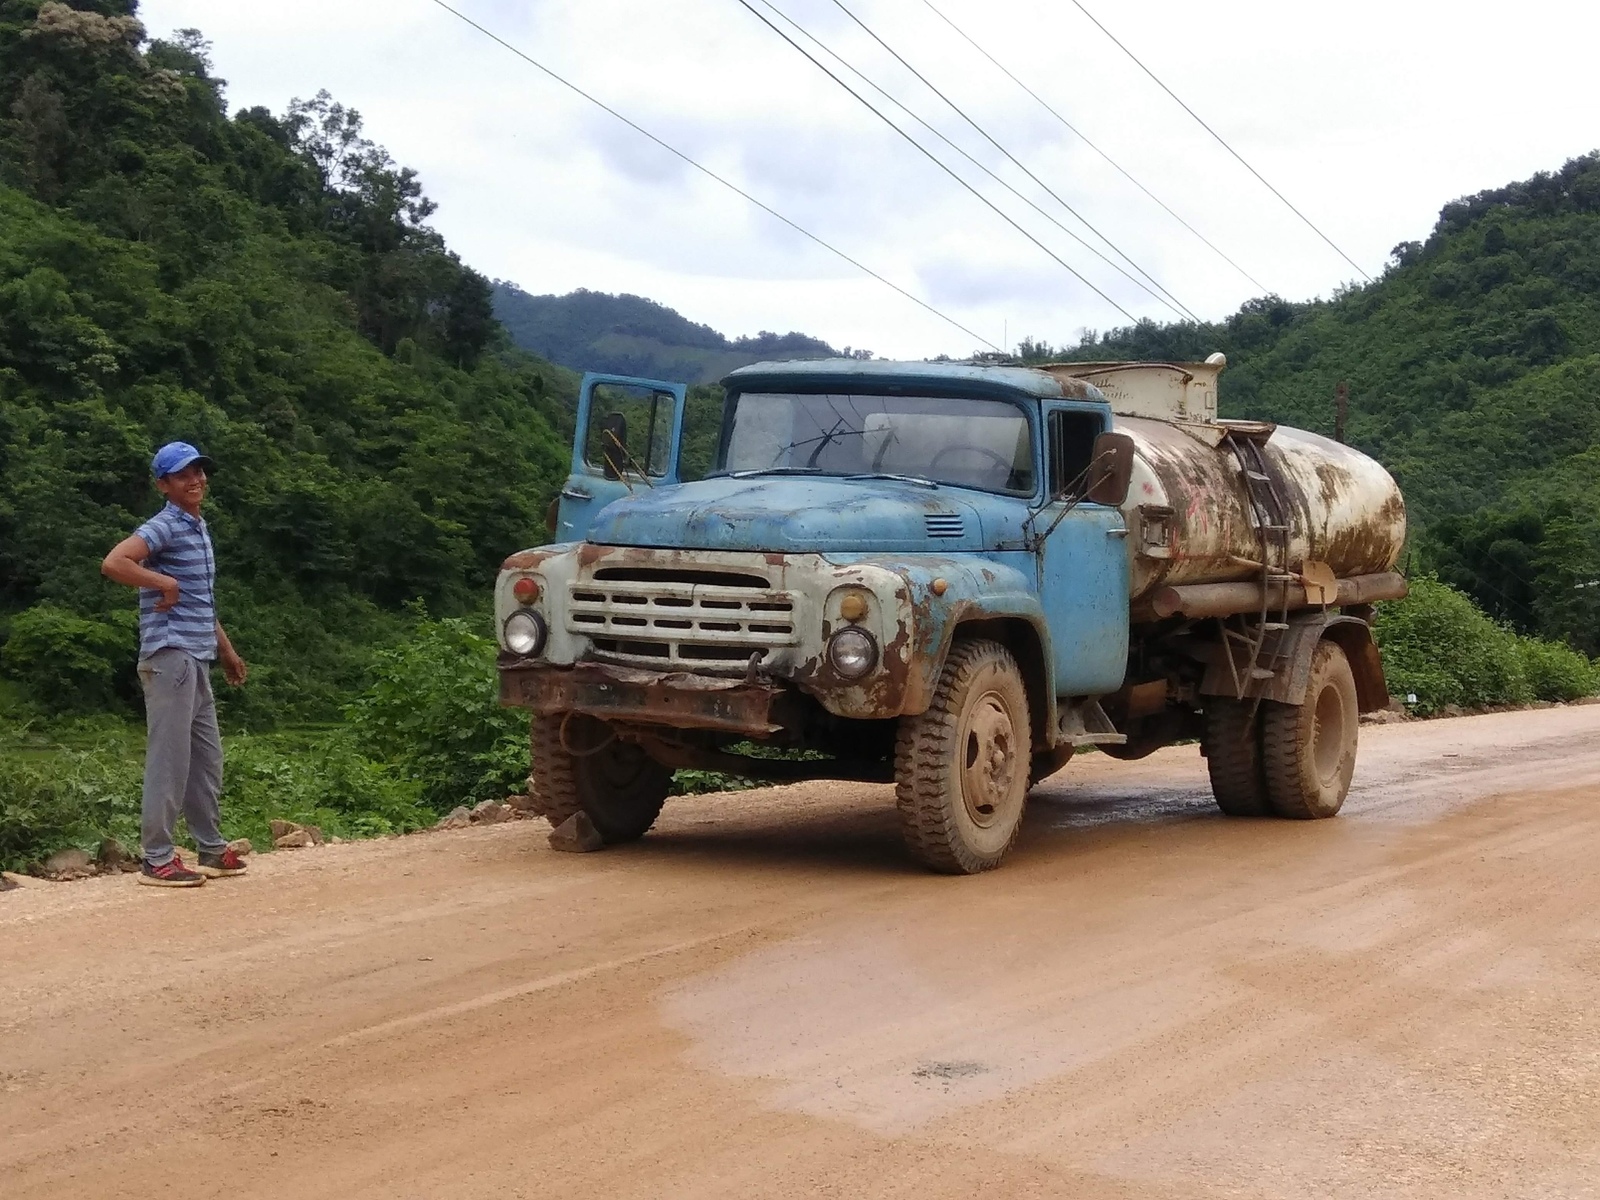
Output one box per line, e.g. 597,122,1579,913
101,535,179,611
215,622,248,687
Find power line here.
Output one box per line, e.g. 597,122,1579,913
422,0,1000,351
919,0,1268,295
733,0,1139,324
826,0,1198,321
1065,0,1373,283
755,0,1191,321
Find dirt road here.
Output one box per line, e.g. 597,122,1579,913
5,706,1600,1199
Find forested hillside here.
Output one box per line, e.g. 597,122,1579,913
491,282,848,384
1042,153,1600,656
0,1,579,721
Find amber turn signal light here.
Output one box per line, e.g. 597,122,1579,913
512,577,541,602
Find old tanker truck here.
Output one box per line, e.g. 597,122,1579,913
495,356,1407,873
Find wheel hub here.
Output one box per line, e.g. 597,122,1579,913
961,691,1018,827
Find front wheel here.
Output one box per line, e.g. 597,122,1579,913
894,639,1032,874
529,714,671,843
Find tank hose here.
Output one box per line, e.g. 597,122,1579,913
559,712,617,758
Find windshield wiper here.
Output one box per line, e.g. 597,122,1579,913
726,466,824,479
845,472,938,489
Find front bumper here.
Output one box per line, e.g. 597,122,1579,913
498,659,789,737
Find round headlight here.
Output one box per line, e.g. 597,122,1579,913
827,627,878,679
504,609,547,657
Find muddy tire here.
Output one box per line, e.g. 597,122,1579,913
529,714,671,843
1202,696,1269,817
1261,640,1358,819
894,639,1032,874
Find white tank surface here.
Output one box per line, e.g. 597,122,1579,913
1044,360,1408,605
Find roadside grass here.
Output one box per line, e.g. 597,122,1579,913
0,721,438,873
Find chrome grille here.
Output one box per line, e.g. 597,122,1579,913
567,574,797,666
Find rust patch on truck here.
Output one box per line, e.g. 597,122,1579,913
501,660,787,736
502,547,561,571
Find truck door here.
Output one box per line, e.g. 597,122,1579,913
554,373,688,543
1038,405,1131,695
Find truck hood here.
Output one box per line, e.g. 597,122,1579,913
586,476,1016,553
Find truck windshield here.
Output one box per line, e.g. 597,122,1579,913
721,392,1035,494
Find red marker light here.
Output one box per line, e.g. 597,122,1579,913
512,577,541,603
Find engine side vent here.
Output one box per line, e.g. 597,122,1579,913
925,513,965,539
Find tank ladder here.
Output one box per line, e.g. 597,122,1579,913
1220,429,1296,699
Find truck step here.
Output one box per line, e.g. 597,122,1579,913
1262,622,1289,630
1250,667,1276,680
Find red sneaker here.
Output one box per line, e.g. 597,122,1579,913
196,848,248,878
139,854,206,888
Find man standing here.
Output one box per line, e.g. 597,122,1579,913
102,442,249,888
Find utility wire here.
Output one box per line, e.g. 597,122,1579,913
733,0,1138,323
827,0,1198,321
423,0,1000,350
756,0,1190,321
919,0,1268,294
1065,0,1372,283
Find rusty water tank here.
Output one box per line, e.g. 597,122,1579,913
1044,360,1408,608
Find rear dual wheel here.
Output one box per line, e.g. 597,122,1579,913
1202,639,1358,820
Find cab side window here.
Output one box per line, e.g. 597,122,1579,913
1048,409,1105,500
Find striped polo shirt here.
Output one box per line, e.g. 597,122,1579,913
134,502,218,661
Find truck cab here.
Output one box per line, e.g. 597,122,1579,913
496,359,1397,873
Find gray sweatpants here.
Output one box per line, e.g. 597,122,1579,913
138,648,225,866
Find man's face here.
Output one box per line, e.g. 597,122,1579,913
156,462,208,511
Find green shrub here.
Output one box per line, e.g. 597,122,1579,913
0,724,431,870
0,604,138,713
219,732,433,845
1517,637,1600,701
1375,577,1533,714
0,747,141,872
345,616,528,811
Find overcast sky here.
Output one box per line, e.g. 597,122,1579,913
141,0,1600,359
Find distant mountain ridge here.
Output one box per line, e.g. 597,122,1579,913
490,283,853,385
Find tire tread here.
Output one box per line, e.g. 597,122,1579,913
894,639,1030,874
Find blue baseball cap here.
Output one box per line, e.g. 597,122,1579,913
151,441,216,479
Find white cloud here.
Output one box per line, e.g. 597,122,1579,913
142,0,1600,358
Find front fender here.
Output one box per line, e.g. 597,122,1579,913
823,553,1047,717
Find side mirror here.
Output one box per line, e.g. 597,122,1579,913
1085,431,1135,507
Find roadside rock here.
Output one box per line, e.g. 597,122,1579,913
1361,708,1409,725
273,829,313,850
1,870,36,890
40,848,95,881
1573,695,1600,707
471,800,513,825
505,793,536,814
0,872,17,891
226,838,254,857
548,811,603,853
95,837,135,872
304,825,324,845
268,819,301,842
434,806,472,831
